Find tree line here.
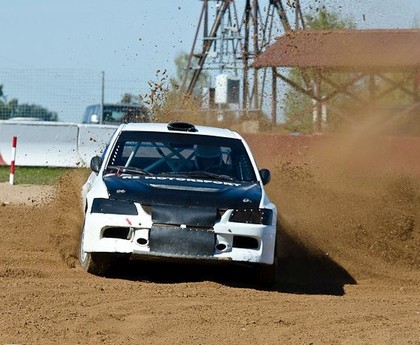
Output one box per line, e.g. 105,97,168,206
0,84,58,121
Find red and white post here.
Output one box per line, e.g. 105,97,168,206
9,136,17,185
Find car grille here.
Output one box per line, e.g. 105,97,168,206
149,226,215,257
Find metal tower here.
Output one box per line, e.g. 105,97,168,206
181,0,305,115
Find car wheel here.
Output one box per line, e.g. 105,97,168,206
255,252,278,288
79,223,111,276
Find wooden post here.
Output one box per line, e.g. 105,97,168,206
272,67,277,124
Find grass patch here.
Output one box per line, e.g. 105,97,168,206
0,166,72,185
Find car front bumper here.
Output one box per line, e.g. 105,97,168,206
82,207,277,265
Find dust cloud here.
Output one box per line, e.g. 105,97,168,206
48,169,89,269
253,110,420,285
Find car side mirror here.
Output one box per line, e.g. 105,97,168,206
90,114,99,124
259,168,271,185
90,155,103,173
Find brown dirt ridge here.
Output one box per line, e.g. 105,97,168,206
1,125,420,344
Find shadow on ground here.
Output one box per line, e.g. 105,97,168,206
276,255,356,296
105,227,356,296
274,222,357,296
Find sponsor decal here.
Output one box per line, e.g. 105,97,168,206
143,175,242,187
104,174,262,208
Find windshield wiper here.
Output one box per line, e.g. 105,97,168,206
107,165,153,176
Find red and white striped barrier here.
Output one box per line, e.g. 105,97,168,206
9,136,17,185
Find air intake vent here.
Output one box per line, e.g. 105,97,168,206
167,122,197,132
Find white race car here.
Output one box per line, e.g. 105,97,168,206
79,122,278,286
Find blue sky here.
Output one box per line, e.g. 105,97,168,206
0,1,202,84
0,1,419,121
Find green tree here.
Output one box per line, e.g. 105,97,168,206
172,52,209,95
305,6,355,30
13,103,58,121
0,84,58,121
120,93,136,104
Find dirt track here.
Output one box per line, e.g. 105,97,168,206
1,129,420,344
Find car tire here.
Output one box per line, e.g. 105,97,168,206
255,250,278,288
79,224,112,276
255,263,277,288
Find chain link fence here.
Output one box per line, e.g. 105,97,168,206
0,69,147,123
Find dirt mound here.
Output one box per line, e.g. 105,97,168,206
245,121,420,283
0,170,88,277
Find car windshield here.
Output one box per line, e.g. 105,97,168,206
105,131,257,182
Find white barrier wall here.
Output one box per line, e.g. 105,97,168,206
0,121,116,167
77,124,117,165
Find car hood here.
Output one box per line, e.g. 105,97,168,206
102,174,262,209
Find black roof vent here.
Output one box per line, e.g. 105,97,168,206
167,122,197,132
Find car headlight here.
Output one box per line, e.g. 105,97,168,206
229,208,273,225
91,198,138,215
